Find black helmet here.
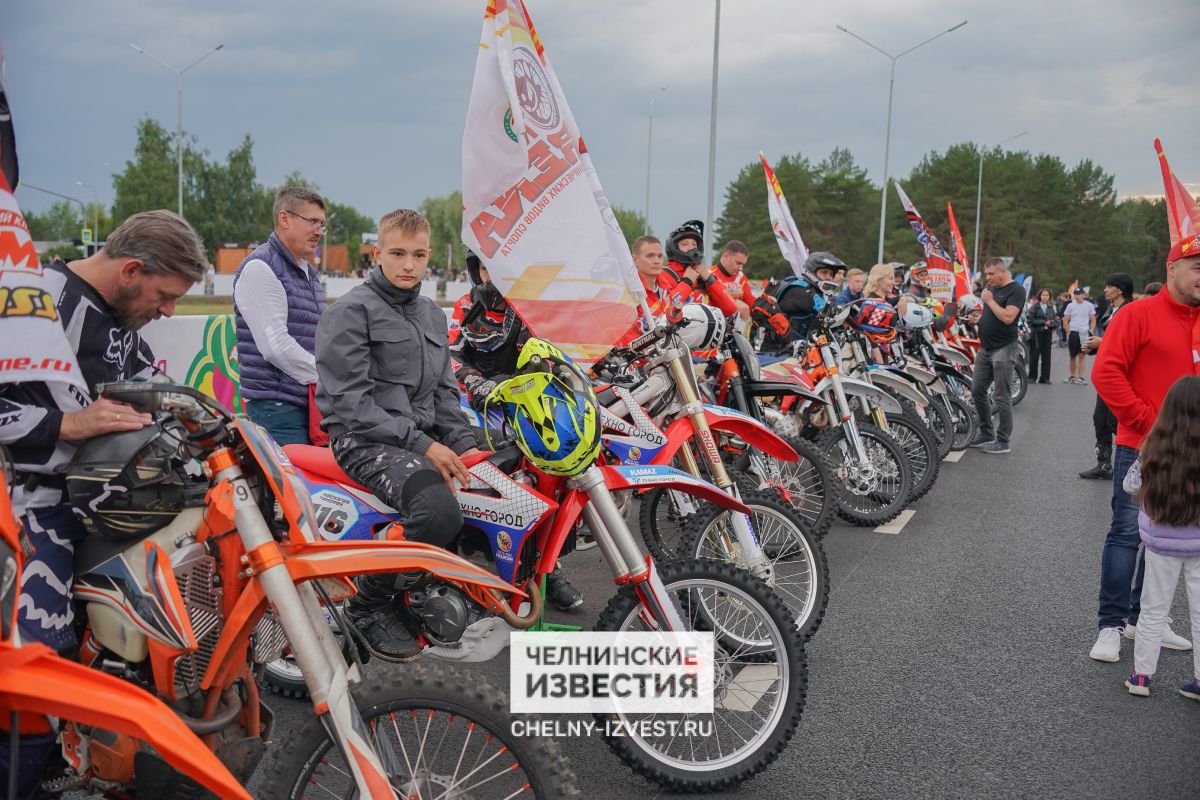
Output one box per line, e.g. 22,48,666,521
803,251,845,277
465,248,506,312
666,220,704,267
67,422,204,541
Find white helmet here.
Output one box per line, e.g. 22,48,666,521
676,303,727,350
897,302,934,331
957,294,983,317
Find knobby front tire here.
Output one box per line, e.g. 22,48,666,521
593,559,807,793
259,668,579,800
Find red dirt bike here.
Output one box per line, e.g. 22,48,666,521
60,381,575,799
590,317,832,640
0,450,251,800
287,339,809,791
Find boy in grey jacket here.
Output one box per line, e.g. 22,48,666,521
316,208,481,661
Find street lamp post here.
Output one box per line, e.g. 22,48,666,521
74,180,98,243
703,0,721,266
19,183,87,238
973,130,1027,271
129,42,224,219
643,85,667,235
836,20,967,263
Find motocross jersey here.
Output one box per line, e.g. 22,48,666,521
658,262,738,318
712,267,753,310
613,272,672,348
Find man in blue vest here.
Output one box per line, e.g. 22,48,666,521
234,187,328,445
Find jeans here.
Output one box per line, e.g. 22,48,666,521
971,341,1019,444
1098,445,1145,630
245,399,310,446
1133,550,1200,678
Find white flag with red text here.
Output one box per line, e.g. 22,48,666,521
759,152,808,277
0,46,86,394
461,0,643,366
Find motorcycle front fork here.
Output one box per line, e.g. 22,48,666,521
664,358,770,579
219,462,399,795
569,467,687,632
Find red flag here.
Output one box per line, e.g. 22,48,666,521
946,202,971,300
1155,138,1200,265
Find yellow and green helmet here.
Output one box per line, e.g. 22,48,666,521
484,339,600,477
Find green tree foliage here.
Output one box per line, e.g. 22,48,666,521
419,191,466,275
715,153,818,278
611,205,648,246
716,143,1188,292
110,120,372,262
25,200,83,241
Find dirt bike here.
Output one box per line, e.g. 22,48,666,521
287,387,809,791
697,326,841,538
588,316,830,641
753,301,914,527
833,325,943,504
901,325,979,451
65,382,575,799
0,448,252,799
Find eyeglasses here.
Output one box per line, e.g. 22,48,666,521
285,210,328,233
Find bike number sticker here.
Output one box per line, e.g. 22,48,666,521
311,489,360,539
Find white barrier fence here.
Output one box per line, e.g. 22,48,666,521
193,274,471,301
141,304,459,414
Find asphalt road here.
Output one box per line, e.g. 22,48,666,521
258,347,1200,800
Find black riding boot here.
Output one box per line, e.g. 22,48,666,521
344,572,421,662
544,563,584,611
1079,443,1114,481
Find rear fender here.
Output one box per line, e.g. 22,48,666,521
602,465,751,515
741,380,827,406
657,407,799,463
0,643,252,800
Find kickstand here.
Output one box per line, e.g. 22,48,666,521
528,573,583,633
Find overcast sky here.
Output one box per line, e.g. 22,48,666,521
7,0,1199,242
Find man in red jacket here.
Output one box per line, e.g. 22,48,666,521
1088,244,1200,662
658,220,738,318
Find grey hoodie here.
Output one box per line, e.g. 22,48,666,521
315,268,476,456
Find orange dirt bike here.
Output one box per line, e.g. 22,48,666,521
57,381,576,799
0,450,251,800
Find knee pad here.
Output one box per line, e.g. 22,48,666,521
401,469,464,547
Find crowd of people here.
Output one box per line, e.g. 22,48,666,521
2,180,1198,791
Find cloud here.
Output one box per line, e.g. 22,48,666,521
7,0,1199,250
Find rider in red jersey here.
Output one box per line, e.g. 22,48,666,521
657,220,738,317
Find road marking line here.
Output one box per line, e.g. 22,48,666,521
943,450,965,463
874,508,916,535
715,665,779,712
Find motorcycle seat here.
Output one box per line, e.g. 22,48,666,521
282,445,371,493
464,445,523,474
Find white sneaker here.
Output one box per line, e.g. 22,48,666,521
1123,620,1193,651
1090,627,1123,662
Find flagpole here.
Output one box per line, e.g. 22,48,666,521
972,130,1026,274
703,0,721,268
